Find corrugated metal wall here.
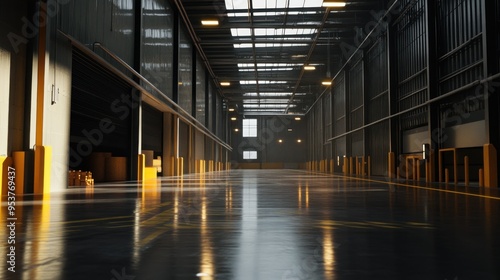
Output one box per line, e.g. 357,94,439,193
141,0,174,99
306,0,499,178
178,25,193,115
333,72,347,172
437,0,483,95
349,55,365,156
437,0,486,149
396,0,428,134
59,0,135,66
366,36,389,176
196,55,206,124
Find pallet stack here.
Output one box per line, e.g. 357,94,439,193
68,170,95,187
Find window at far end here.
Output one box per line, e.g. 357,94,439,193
242,119,257,137
243,151,257,160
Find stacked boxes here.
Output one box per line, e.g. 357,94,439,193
68,170,95,187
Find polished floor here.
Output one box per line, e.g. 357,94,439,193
2,169,500,280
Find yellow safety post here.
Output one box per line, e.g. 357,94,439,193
416,159,420,181
138,154,145,181
1,156,13,198
34,146,52,195
483,144,498,187
361,156,365,176
388,152,395,179
12,152,25,195
405,157,410,181
176,157,184,177
343,157,348,176
464,156,469,187
425,161,429,182
479,169,484,187
170,157,176,176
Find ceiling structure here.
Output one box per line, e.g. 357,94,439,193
174,0,388,115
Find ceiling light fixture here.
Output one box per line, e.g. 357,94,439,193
322,80,332,86
201,20,219,26
304,65,316,70
220,82,231,86
322,1,347,7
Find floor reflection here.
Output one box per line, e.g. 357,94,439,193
0,170,499,279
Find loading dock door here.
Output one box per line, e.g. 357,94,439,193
69,48,134,182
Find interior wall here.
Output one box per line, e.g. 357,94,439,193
44,33,73,191
59,0,135,67
142,102,163,156
231,116,307,168
0,1,28,156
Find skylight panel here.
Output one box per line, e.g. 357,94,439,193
225,0,249,10
243,104,290,108
231,28,251,37
240,80,287,85
243,99,291,104
244,92,293,97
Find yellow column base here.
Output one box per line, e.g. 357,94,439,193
388,152,395,179
34,146,52,195
1,156,13,198
138,154,145,181
483,144,498,188
12,152,25,195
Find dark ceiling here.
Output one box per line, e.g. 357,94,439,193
172,0,388,115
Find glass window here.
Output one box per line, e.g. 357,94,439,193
243,151,257,160
242,119,257,137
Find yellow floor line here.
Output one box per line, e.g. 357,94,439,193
304,171,500,201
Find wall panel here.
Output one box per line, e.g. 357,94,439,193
141,0,174,99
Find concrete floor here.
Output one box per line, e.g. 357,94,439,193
2,169,500,280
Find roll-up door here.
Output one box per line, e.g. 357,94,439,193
69,48,134,181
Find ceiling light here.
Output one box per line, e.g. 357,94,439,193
278,139,283,143
229,108,235,112
234,128,239,132
231,117,237,121
295,117,301,121
297,139,302,143
201,20,219,26
322,1,347,7
322,80,332,86
304,65,316,70
288,128,293,132
220,82,231,86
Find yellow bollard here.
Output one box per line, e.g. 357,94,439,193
388,152,395,179
479,169,484,187
361,156,365,176
349,157,354,176
425,161,429,182
343,157,349,176
416,160,420,181
464,156,469,187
